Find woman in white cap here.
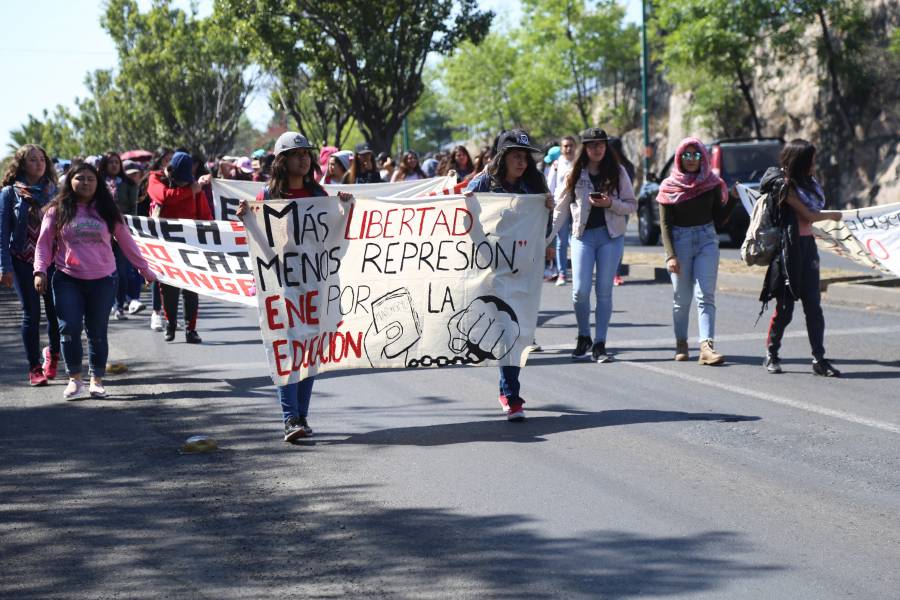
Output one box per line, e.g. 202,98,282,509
237,132,352,443
320,150,353,185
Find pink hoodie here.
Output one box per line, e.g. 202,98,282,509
33,203,155,281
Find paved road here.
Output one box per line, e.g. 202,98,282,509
2,261,899,598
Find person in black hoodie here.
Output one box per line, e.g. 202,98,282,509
758,139,842,377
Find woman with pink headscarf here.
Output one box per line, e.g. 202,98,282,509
658,137,730,365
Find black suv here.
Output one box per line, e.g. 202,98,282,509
637,137,784,245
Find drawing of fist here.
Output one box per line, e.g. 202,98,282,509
447,296,520,362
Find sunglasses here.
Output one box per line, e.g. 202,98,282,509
681,151,703,161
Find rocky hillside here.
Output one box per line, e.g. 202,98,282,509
623,0,899,208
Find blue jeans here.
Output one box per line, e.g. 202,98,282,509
498,366,520,401
555,220,571,274
128,267,143,302
11,256,60,368
151,280,162,312
52,270,118,378
571,226,625,342
278,377,315,421
112,243,131,310
670,223,719,342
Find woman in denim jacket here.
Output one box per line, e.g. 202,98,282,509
0,144,61,386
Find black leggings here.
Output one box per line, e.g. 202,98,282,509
161,284,198,332
766,236,826,360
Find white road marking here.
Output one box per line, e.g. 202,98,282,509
623,360,900,435
536,324,900,351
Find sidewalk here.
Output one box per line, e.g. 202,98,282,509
620,253,900,310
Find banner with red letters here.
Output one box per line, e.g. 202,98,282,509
125,215,257,306
211,177,458,221
242,194,548,385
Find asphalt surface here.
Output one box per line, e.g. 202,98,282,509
2,248,899,598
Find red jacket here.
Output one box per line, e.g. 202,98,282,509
147,171,213,220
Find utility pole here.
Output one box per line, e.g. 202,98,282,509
640,0,651,178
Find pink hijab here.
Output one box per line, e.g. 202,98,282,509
658,137,727,205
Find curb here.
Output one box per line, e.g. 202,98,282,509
824,279,900,308
621,263,900,309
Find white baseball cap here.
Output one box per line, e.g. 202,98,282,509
274,132,317,157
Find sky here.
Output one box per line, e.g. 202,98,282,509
0,0,643,153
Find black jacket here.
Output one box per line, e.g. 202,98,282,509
759,167,801,305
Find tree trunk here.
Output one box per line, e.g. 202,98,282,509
816,7,854,135
735,64,763,138
562,1,590,128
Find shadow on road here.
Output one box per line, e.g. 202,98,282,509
328,409,760,447
0,400,777,599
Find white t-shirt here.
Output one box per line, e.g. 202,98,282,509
547,156,575,196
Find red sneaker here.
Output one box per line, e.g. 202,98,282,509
507,399,526,422
42,346,59,380
613,275,624,286
29,366,48,387
498,394,511,414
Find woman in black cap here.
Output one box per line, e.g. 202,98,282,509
466,129,551,422
343,143,383,184
552,127,636,363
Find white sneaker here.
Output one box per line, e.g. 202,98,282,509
128,299,145,315
150,312,163,331
63,379,86,400
555,273,567,286
89,380,107,399
114,308,128,320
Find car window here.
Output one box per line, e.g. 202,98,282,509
720,143,781,185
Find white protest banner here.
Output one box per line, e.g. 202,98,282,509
125,215,257,306
813,203,900,276
737,184,896,275
243,194,547,385
212,177,457,221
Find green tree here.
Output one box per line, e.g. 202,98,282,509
655,0,788,138
780,0,878,134
218,0,493,154
72,69,160,153
442,32,526,136
440,0,640,143
101,0,257,156
215,0,354,147
406,71,456,151
229,114,264,156
520,0,641,131
8,107,82,158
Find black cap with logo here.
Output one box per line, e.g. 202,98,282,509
579,127,609,143
495,129,542,155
